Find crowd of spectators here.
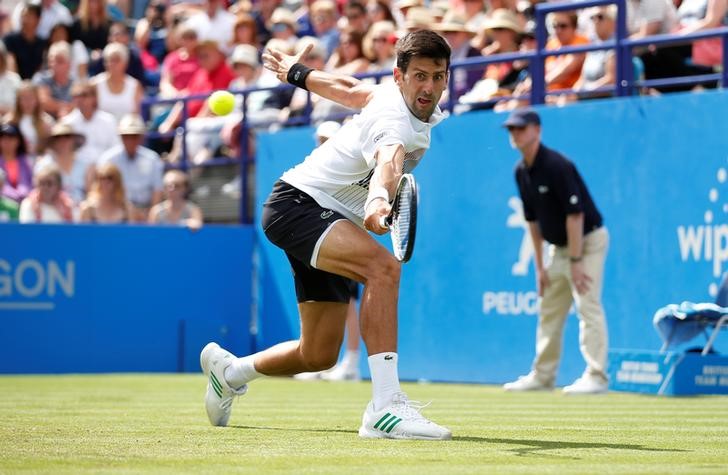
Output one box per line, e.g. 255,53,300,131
0,0,725,224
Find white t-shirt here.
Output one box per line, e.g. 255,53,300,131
281,82,445,227
62,108,122,165
0,71,21,111
184,9,236,54
19,199,66,223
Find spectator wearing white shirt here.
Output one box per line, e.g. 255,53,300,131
99,113,163,222
62,81,121,165
11,0,73,40
184,0,236,54
0,42,21,116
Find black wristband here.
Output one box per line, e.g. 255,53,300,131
287,63,313,90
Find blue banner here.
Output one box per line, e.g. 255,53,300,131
256,90,728,385
0,224,253,373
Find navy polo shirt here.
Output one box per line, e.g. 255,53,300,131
515,143,602,246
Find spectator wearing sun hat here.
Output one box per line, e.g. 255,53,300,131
480,9,524,91
435,12,482,101
100,113,163,222
268,7,298,47
403,6,435,32
34,122,90,205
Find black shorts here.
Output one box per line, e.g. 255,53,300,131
262,179,359,303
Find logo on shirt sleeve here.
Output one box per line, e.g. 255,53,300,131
373,131,388,143
570,195,579,205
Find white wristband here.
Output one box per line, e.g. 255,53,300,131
365,187,389,213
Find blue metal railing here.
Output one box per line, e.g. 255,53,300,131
141,0,728,223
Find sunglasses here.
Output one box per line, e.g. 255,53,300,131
38,180,58,187
552,22,572,30
507,125,527,132
99,175,115,181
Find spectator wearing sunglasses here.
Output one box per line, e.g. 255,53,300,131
0,122,32,203
569,6,617,100
362,20,396,73
79,161,133,223
19,161,74,223
268,7,299,48
148,169,203,230
545,11,589,93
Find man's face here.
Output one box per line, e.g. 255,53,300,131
122,134,143,155
197,45,222,71
73,89,97,114
50,54,70,75
21,8,40,31
394,56,448,122
507,124,540,150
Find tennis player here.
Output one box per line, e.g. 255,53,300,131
200,30,452,440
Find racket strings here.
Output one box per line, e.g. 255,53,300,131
391,184,412,260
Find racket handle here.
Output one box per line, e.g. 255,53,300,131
378,215,388,229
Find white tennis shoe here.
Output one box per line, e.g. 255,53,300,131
358,392,452,440
562,375,608,395
200,342,247,427
503,373,554,391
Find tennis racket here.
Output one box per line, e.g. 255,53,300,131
378,173,418,263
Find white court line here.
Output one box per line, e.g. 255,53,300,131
0,302,55,311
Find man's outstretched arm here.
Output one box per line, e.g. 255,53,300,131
263,44,377,111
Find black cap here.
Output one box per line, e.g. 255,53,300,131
503,108,541,128
0,123,21,137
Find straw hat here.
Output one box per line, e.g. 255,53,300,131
269,7,298,31
397,0,424,10
230,44,259,67
483,8,523,34
117,114,147,136
404,7,435,30
435,12,476,36
48,122,85,149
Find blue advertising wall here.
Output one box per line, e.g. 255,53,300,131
0,224,253,373
256,90,728,385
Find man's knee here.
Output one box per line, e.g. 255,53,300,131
363,249,400,285
301,349,339,372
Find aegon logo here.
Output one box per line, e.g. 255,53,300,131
0,259,75,310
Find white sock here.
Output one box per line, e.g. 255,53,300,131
341,350,360,370
368,352,401,411
224,355,263,390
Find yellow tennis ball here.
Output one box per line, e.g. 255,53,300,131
208,90,235,116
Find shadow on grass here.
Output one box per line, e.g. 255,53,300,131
455,436,689,458
231,425,358,435
231,426,687,458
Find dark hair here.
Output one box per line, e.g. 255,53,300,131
22,2,42,18
0,122,28,157
395,30,451,73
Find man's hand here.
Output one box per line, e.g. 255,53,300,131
262,43,312,84
536,268,550,297
363,197,390,235
570,261,593,295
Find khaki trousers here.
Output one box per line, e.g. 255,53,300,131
532,227,609,384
